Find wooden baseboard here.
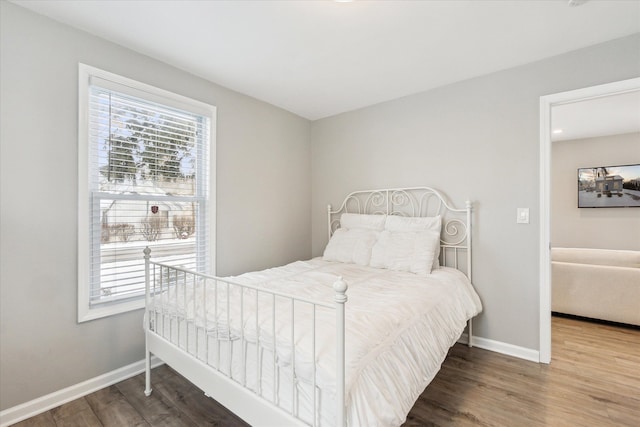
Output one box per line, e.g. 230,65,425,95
0,356,163,427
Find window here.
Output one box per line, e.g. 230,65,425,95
78,64,216,322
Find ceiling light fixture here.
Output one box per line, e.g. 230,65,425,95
568,0,587,7
553,129,564,134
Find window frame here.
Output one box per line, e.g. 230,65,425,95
78,64,216,322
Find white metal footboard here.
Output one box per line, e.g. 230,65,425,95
143,247,348,427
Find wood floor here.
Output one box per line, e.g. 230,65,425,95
402,315,640,427
13,315,640,426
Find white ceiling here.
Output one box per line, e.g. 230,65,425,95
552,90,640,141
11,0,640,120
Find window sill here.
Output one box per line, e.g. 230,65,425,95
78,297,145,323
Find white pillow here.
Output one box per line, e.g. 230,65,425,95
385,215,441,232
384,215,442,269
370,230,440,275
323,228,379,266
340,213,386,230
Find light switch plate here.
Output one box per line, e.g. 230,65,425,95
517,208,530,224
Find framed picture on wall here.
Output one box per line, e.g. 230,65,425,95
578,163,640,208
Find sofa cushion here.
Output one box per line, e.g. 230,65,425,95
552,262,640,326
551,248,640,269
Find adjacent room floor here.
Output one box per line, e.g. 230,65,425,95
12,315,640,426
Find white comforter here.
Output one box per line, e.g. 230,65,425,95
151,258,482,426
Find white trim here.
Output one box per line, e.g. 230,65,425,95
539,95,552,364
78,63,91,323
208,111,217,276
77,63,217,322
470,336,540,363
457,332,538,363
84,66,214,117
539,77,640,364
0,357,163,427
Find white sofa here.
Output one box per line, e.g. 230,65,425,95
552,247,640,326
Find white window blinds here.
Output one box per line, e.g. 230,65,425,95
79,65,214,320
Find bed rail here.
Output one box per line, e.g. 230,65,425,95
143,247,348,427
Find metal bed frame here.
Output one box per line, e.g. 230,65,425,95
143,187,474,427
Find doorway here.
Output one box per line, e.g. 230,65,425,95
538,77,640,363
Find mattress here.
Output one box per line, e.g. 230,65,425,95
149,258,482,426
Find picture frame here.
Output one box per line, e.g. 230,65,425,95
578,163,640,208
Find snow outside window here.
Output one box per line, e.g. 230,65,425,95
78,64,216,322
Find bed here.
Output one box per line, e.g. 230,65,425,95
143,187,482,426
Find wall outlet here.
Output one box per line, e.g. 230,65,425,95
517,208,530,224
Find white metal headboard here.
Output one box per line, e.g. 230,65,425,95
327,187,473,281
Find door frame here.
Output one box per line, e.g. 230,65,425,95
538,77,640,363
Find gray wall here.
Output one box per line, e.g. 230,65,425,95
0,2,310,410
551,132,640,250
311,34,640,351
